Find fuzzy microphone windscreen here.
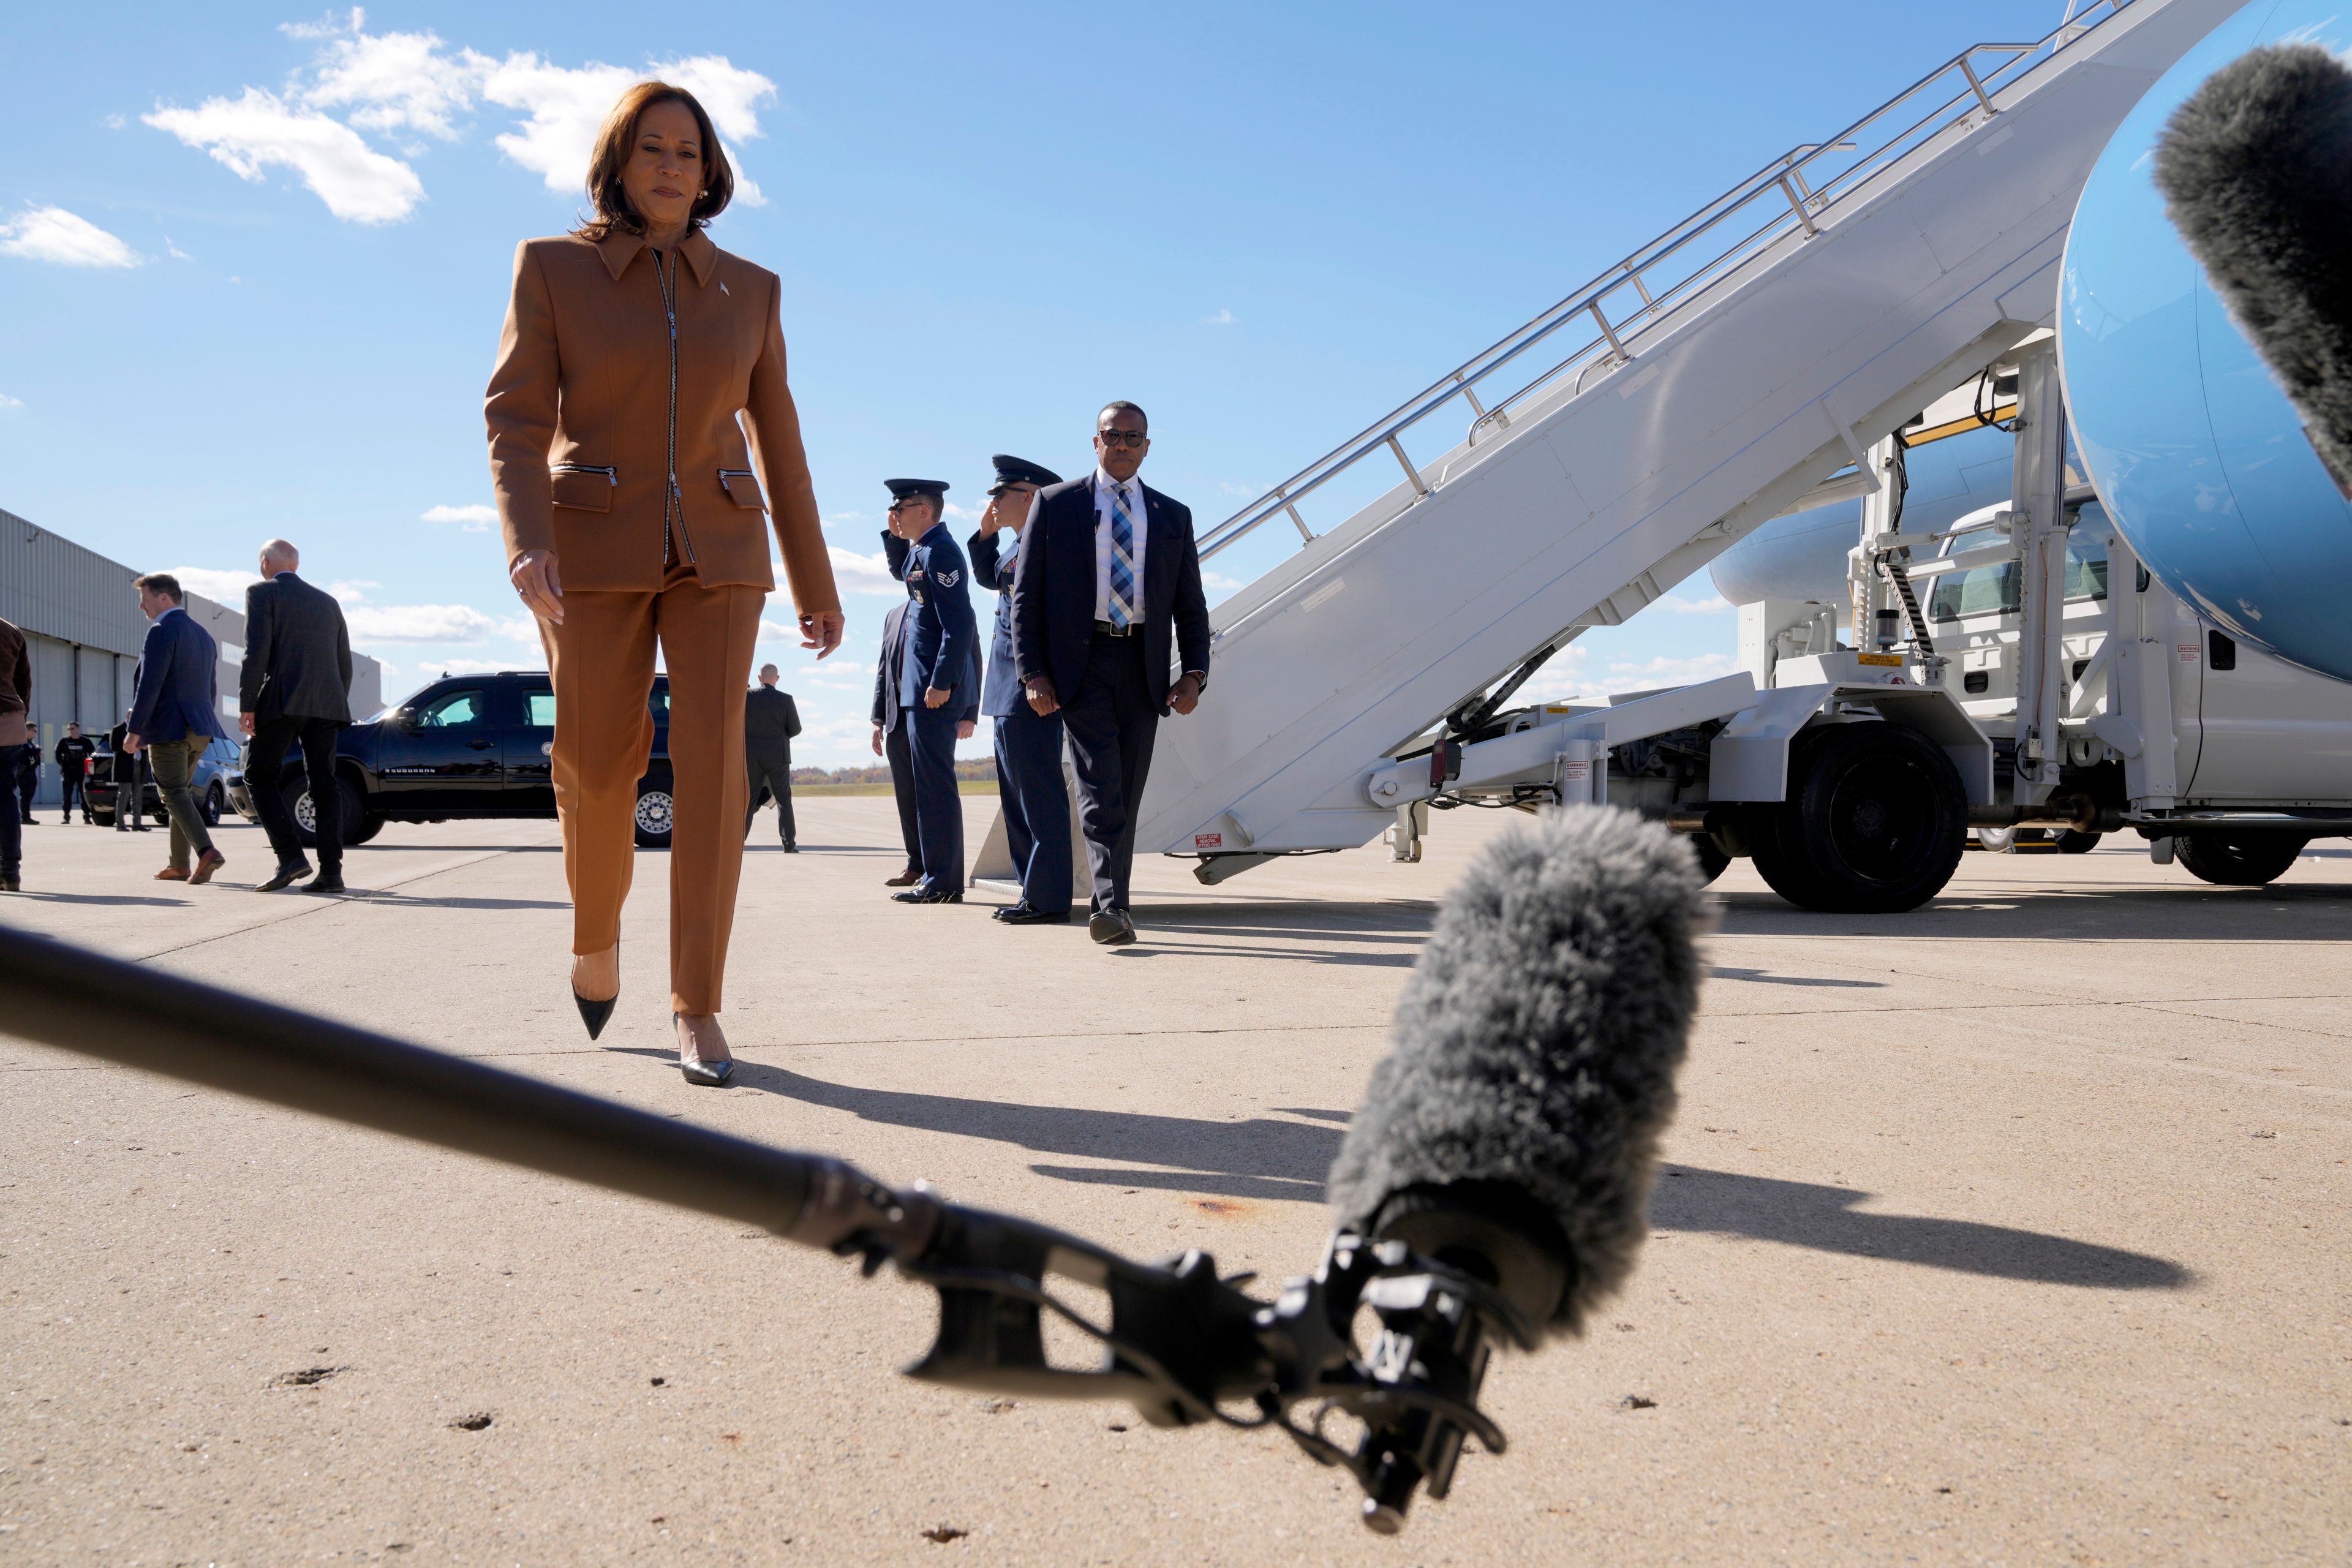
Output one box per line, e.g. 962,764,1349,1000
1324,806,1705,1338
2156,42,2352,496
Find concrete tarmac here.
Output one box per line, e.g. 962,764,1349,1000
2,803,2347,1565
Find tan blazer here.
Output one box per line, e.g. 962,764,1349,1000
484,228,840,608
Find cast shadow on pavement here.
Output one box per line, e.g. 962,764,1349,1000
1,892,190,907
734,1068,2193,1287
1708,966,1883,989
1713,881,2352,941
736,1064,1342,1201
1650,1166,2193,1289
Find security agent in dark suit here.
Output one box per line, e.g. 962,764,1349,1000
968,454,1071,924
238,540,354,894
108,719,149,832
743,663,802,850
883,478,979,903
1009,402,1210,946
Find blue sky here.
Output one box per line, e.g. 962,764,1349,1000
1,1,2075,764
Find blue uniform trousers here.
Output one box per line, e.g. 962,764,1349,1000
994,704,1071,914
1060,630,1159,912
906,704,964,892
883,720,921,871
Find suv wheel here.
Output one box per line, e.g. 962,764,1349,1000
633,786,674,849
1749,722,1967,913
2174,832,2305,886
203,782,225,828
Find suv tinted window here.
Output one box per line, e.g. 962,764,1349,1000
415,688,490,728
524,691,556,727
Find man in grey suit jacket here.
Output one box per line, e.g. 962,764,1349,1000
238,540,353,894
743,664,802,850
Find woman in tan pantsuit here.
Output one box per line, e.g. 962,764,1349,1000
486,81,842,1085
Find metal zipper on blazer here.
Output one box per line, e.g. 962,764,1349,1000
654,249,695,565
549,462,617,483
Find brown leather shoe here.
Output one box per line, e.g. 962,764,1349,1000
884,868,923,888
188,848,226,886
155,867,189,881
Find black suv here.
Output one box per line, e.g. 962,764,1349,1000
227,671,676,848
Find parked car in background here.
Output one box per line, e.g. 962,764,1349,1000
226,671,676,848
83,736,240,828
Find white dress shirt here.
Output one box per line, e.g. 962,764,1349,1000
1091,467,1148,624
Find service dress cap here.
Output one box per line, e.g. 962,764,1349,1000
987,454,1063,492
884,477,951,503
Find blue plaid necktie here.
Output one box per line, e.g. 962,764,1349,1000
1108,483,1138,630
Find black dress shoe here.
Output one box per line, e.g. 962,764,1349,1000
304,870,345,895
1088,908,1137,946
257,861,314,892
782,842,798,854
995,904,1072,925
892,884,962,904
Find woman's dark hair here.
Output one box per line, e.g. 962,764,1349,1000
578,81,733,240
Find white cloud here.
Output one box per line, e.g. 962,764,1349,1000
165,237,194,260
298,18,489,140
480,51,774,198
422,502,497,532
428,657,514,676
0,393,21,410
146,88,424,224
104,112,127,130
0,206,140,268
345,602,497,642
1204,307,1235,326
1655,594,1733,615
941,502,978,521
164,565,262,605
1202,571,1247,593
324,578,378,603
822,547,902,596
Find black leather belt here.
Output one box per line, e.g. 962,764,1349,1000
1092,619,1136,638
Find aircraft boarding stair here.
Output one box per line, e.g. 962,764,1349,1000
1130,0,2239,877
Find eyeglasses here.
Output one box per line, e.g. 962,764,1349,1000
1097,429,1148,448
887,499,925,513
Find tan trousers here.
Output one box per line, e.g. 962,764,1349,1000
540,561,763,1014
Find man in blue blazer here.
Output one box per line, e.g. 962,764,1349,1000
886,478,978,904
125,573,229,884
1009,403,1210,945
968,454,1071,924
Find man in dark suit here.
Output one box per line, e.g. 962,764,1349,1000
239,540,353,894
743,663,802,850
12,736,37,826
1009,402,1211,945
126,572,229,884
55,723,94,824
969,454,1071,924
0,614,25,891
886,477,978,905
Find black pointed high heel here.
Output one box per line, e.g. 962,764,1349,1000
572,946,618,1041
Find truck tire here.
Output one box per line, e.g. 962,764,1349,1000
2053,828,2102,854
633,785,674,850
1688,833,1730,885
285,776,369,850
346,813,386,846
2174,832,2305,886
1749,722,1967,913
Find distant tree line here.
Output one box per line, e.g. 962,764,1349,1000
790,758,997,786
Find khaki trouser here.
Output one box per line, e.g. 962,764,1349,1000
539,560,762,1014
146,734,216,871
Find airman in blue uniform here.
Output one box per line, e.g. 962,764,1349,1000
968,454,1072,923
886,478,977,903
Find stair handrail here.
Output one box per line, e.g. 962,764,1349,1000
1196,0,2139,564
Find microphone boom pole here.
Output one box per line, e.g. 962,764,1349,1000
0,925,1526,1532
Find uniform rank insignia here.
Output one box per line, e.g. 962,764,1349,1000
937,569,961,587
